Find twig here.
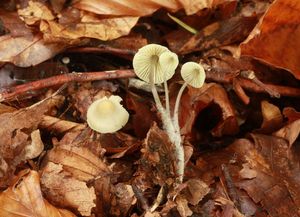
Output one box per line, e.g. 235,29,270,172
0,70,136,102
66,46,136,60
205,71,300,98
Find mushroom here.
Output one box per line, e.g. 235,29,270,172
133,44,179,120
180,62,205,88
87,95,129,133
133,44,170,84
173,62,206,133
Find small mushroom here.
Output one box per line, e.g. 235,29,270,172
87,95,129,133
159,51,179,78
133,44,177,84
181,62,206,88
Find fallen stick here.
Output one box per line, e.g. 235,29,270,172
1,69,300,102
0,70,136,102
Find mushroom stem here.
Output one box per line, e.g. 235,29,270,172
173,82,187,132
164,79,171,118
150,71,165,115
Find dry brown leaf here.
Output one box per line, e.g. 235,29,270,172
259,100,283,133
0,10,33,37
0,96,62,187
240,0,300,80
110,183,137,216
184,179,210,205
273,119,300,147
18,1,55,25
41,13,139,41
18,1,138,42
45,144,110,182
0,34,66,67
239,163,257,179
24,130,44,159
73,0,234,16
137,122,177,186
0,170,76,217
176,195,193,217
41,162,96,216
180,83,239,137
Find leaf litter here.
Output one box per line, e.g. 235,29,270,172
0,0,300,216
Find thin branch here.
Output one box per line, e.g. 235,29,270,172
0,70,136,102
205,71,300,98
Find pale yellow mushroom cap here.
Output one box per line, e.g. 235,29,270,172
133,44,178,84
159,51,179,79
181,62,206,88
87,95,129,133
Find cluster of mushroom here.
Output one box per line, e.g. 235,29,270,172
85,44,205,183
133,44,206,183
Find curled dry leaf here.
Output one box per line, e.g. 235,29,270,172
0,170,76,217
179,83,239,137
273,119,300,147
73,0,231,16
272,107,300,147
240,0,300,80
41,162,96,216
258,100,283,133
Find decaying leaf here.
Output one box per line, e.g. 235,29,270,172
137,123,177,186
259,100,283,133
184,179,210,206
240,0,300,80
0,34,66,67
179,83,239,137
0,96,62,187
41,162,96,216
73,0,233,16
176,195,193,217
0,170,76,217
44,144,110,182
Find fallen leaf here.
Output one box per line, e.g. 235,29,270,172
45,144,110,182
184,179,210,205
176,195,193,217
126,91,158,138
240,0,300,80
18,1,55,25
239,163,257,179
0,96,62,187
258,100,283,133
179,15,258,54
0,10,32,37
179,83,239,137
110,183,137,216
41,162,96,216
73,0,203,16
41,13,139,41
0,34,66,67
137,122,176,186
273,119,300,147
0,170,76,217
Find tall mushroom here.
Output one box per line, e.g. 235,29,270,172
133,44,178,128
